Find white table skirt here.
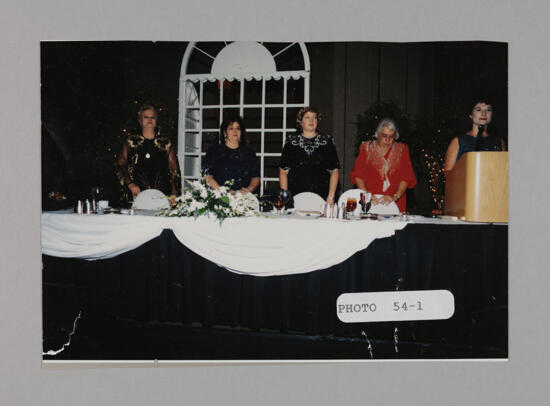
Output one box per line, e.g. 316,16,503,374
41,211,476,277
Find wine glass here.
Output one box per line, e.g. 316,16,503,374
90,186,103,201
365,199,372,214
363,193,372,213
273,195,284,213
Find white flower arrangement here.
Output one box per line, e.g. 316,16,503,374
157,178,259,224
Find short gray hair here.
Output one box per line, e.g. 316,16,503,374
374,118,400,140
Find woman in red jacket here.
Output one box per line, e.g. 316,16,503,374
350,118,417,213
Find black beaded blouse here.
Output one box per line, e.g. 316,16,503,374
279,133,340,198
115,134,181,200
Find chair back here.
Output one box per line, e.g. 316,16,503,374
293,192,325,212
132,189,170,210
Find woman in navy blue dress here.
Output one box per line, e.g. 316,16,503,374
444,100,507,171
203,116,260,194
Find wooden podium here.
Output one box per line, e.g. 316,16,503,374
444,151,508,222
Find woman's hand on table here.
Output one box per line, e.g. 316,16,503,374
204,175,220,190
372,194,395,206
239,187,250,194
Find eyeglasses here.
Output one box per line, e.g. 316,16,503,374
379,134,396,140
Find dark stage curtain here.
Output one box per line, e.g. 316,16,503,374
43,223,507,359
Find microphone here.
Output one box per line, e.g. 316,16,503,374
474,125,485,151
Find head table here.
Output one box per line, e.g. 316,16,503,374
42,210,508,360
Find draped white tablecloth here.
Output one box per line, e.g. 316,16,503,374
41,211,472,276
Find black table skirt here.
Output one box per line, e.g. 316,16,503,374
43,223,508,359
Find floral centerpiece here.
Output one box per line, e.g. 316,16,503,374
157,178,259,224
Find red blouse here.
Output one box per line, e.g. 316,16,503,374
350,141,417,212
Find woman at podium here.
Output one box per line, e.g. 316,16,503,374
444,100,507,171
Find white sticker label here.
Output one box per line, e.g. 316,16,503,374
336,290,454,323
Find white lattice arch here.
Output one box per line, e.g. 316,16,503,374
178,41,311,195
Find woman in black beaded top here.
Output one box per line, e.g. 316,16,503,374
279,107,341,204
115,104,181,203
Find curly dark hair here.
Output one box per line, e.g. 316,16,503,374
219,116,247,144
296,106,322,129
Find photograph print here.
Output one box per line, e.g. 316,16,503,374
41,41,508,361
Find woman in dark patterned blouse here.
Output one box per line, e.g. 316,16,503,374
279,107,341,204
115,105,181,204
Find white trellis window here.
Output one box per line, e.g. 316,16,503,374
178,41,310,196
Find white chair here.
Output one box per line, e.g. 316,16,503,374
337,188,368,216
369,194,400,215
293,192,325,212
132,189,170,210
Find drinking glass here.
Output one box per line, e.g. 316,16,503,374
346,198,357,214
365,200,372,213
90,186,103,201
321,203,335,218
273,195,284,213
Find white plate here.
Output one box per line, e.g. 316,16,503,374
293,192,325,212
